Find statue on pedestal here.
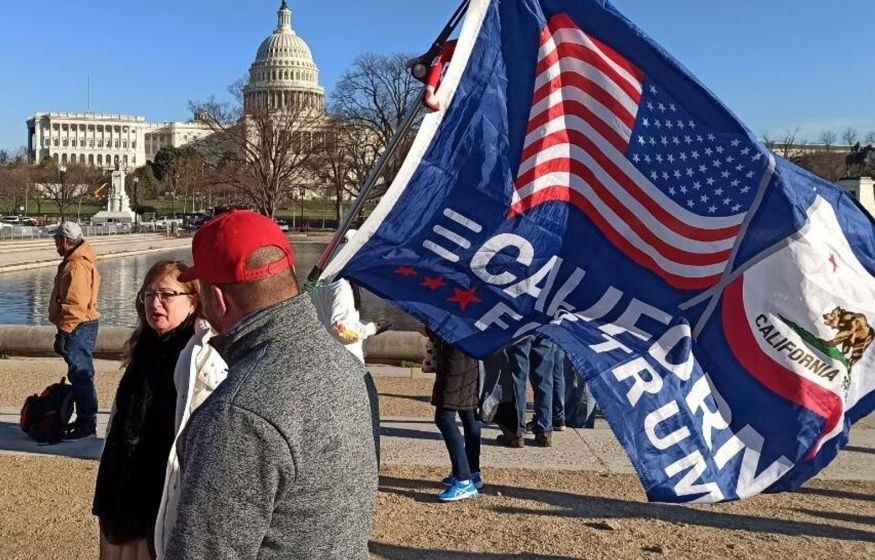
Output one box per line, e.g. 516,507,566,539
845,144,874,177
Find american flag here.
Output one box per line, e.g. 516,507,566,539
510,13,770,291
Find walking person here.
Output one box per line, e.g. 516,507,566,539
49,221,101,439
427,330,482,502
93,261,199,559
166,210,378,559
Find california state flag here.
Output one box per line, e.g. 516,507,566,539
724,196,875,460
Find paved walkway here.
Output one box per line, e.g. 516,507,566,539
0,234,191,273
2,408,872,481
0,232,334,274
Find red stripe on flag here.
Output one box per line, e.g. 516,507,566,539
509,186,722,290
523,102,629,155
536,42,642,104
531,72,637,130
545,14,645,83
516,129,741,242
512,164,731,266
722,277,843,459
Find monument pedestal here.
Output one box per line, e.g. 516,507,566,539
837,176,875,217
91,164,136,225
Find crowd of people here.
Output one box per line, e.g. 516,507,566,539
50,212,379,559
47,210,597,557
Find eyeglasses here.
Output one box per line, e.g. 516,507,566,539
138,290,193,304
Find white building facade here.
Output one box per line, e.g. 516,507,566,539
26,112,212,169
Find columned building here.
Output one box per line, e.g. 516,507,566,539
26,112,146,168
243,0,325,115
26,112,212,169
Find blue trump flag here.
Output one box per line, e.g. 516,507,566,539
323,0,875,503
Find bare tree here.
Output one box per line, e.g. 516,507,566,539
0,162,30,214
841,127,859,148
864,131,875,145
34,160,103,220
315,116,387,221
331,52,423,194
764,128,801,160
190,98,327,218
818,130,837,151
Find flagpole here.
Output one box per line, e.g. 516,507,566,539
307,0,471,286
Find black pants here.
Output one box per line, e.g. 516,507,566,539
434,408,481,481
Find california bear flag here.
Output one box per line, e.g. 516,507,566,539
724,197,875,461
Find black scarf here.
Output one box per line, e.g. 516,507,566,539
93,315,195,545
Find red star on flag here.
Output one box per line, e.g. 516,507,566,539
828,254,838,273
395,266,417,277
447,287,481,311
421,276,446,291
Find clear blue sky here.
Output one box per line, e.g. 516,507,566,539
1,0,873,151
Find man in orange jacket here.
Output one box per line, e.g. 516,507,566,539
49,221,102,439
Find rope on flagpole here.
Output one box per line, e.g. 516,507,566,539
306,0,471,287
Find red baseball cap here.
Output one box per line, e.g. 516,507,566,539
178,210,295,284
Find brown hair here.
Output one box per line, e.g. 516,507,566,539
122,260,200,366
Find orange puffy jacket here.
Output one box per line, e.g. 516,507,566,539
49,241,102,333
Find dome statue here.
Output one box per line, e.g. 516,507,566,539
243,1,325,114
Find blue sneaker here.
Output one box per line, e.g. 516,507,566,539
437,479,479,502
443,473,484,489
471,471,484,490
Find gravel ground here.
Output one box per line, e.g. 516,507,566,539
2,359,874,559
0,359,434,419
1,456,873,560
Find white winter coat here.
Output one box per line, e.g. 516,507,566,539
311,278,376,363
154,319,228,559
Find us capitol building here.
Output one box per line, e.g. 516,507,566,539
25,1,324,169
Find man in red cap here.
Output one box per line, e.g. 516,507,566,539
165,210,378,559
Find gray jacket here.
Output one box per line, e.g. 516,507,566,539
165,295,379,559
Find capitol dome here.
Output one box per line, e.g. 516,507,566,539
243,1,325,114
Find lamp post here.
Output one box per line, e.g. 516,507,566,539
132,176,140,232
58,164,67,222
299,186,305,232
170,169,179,220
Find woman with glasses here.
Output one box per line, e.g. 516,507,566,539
93,260,201,560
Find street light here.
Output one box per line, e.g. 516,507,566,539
132,176,140,232
299,186,305,232
58,164,67,222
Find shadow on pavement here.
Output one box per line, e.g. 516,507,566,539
844,445,875,456
380,393,432,404
0,420,103,460
793,508,875,526
794,486,875,503
369,542,580,559
380,426,444,442
379,475,875,543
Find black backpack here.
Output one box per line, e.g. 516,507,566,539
20,378,75,444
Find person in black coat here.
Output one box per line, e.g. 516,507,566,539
93,261,199,559
427,330,482,502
